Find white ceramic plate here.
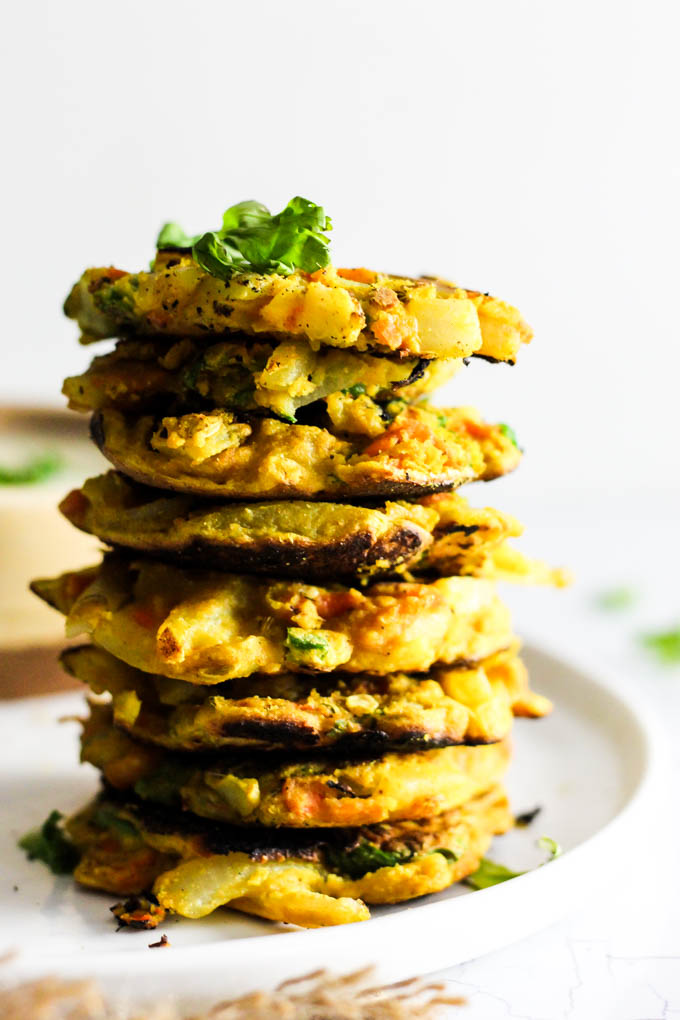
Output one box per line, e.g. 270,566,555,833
0,644,662,1002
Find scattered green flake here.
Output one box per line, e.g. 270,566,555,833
346,383,367,398
285,629,329,655
537,835,562,860
325,839,414,879
465,857,523,889
19,810,79,874
640,626,680,665
0,452,63,485
432,847,461,862
596,587,637,611
466,834,562,889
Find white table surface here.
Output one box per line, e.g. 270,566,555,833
431,487,680,1019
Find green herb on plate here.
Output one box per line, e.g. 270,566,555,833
465,835,562,889
595,587,637,611
465,857,523,889
640,626,680,665
537,835,562,860
19,810,79,874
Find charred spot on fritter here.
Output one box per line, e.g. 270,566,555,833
89,410,106,452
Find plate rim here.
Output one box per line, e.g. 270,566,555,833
0,638,667,989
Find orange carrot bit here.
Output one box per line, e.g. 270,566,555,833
337,267,378,284
369,310,415,351
316,590,362,620
362,417,436,459
461,418,493,440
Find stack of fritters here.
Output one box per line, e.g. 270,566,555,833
32,214,561,928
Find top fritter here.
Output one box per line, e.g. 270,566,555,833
64,197,531,363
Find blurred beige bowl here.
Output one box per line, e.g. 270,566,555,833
0,409,104,688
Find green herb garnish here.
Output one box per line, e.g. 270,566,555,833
325,839,414,879
19,810,79,874
596,587,637,611
465,857,523,889
157,197,332,280
0,452,62,485
640,626,680,665
346,383,367,398
537,835,562,860
498,423,519,449
432,847,461,862
466,835,562,889
285,628,330,656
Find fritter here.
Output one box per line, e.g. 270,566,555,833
79,702,511,827
89,403,521,501
62,643,549,754
60,472,438,579
32,556,515,683
68,785,512,927
64,252,532,363
63,335,462,422
59,472,568,584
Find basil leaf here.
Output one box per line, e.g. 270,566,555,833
156,222,200,249
221,200,271,233
19,810,79,874
156,196,332,279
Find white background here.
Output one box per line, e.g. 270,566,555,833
2,0,679,504
2,2,680,1016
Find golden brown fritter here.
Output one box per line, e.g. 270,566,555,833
64,253,531,362
79,702,511,828
69,785,512,927
32,556,515,684
62,643,549,754
63,334,462,422
89,403,521,501
59,472,567,585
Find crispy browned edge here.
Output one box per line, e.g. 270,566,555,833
89,411,462,503
105,524,427,579
98,787,489,864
